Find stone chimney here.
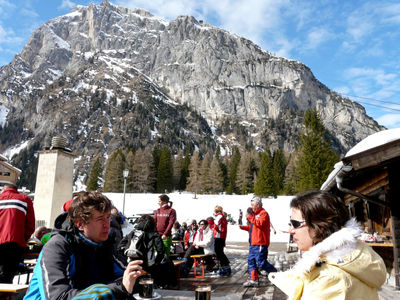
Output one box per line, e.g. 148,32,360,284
33,135,75,228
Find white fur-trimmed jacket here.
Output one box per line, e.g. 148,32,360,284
269,219,386,299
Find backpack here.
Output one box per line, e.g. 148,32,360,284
124,230,146,261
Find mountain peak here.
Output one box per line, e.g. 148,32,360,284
0,1,384,188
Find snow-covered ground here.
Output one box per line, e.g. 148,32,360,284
104,192,293,243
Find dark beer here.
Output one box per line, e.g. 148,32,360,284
139,278,154,298
195,285,211,300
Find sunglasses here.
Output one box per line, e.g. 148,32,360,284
289,219,306,229
199,223,206,226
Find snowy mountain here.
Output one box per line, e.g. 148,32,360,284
0,1,384,187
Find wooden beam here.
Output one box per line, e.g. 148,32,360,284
344,171,388,203
343,139,400,171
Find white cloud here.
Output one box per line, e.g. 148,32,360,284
20,8,39,18
334,86,351,96
376,113,400,128
345,67,397,86
0,0,15,16
59,0,76,10
377,3,400,25
0,24,22,44
0,24,7,41
116,0,199,20
116,0,292,52
303,27,332,50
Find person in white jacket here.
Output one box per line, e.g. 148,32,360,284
268,190,386,300
181,219,215,276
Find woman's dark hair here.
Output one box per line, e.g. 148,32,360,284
198,219,207,226
137,214,155,224
68,191,112,224
159,194,169,202
290,190,349,245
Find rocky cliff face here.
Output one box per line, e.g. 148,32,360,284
0,1,384,185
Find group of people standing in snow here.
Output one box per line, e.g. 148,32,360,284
0,183,387,300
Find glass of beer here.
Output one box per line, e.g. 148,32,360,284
195,285,211,300
139,278,154,298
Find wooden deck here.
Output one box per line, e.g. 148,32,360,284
178,244,290,300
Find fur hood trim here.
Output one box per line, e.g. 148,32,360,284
291,218,362,277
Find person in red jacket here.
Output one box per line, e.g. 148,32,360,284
213,206,231,276
240,196,276,287
0,184,35,283
153,194,176,255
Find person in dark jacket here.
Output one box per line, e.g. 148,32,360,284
119,215,177,288
153,194,176,255
0,184,35,283
24,191,145,300
110,207,123,252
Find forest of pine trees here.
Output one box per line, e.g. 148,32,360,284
88,109,339,196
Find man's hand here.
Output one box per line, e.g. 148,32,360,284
122,260,145,294
162,234,167,240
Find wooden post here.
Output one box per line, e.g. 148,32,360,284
388,163,400,290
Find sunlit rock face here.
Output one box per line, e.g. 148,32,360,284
0,1,383,181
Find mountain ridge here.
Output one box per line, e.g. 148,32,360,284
0,1,384,188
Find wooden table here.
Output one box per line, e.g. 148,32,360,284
24,252,40,259
365,242,393,247
24,259,37,266
155,289,241,300
191,254,213,279
0,284,29,300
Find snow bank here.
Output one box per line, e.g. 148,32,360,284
104,192,293,243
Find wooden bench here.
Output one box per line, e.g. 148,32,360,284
169,253,182,258
190,254,213,279
173,260,185,289
0,284,29,300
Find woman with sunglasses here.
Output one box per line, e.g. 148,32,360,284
269,190,386,300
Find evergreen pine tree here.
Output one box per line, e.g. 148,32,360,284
216,146,228,190
250,149,261,189
131,148,142,192
283,153,298,195
208,155,224,193
226,147,241,194
294,108,339,192
178,148,191,191
236,151,254,194
125,149,135,192
186,151,201,198
152,145,160,191
173,150,184,191
156,146,173,192
87,157,102,191
254,150,275,197
137,146,156,192
200,152,212,193
103,149,125,192
272,149,287,195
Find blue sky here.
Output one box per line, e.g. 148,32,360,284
1,0,400,128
